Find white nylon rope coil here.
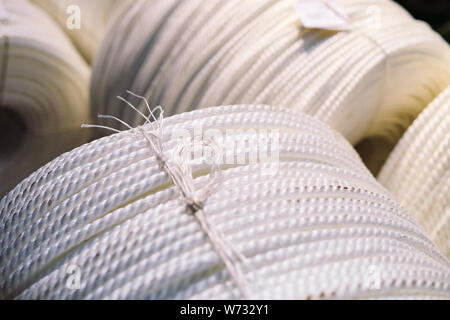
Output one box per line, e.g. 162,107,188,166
1,103,449,300
378,85,450,260
0,0,90,197
30,0,130,63
91,0,450,149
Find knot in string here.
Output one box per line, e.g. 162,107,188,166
82,90,253,299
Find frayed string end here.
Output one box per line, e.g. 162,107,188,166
82,91,253,299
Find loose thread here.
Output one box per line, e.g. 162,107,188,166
137,117,252,300
82,91,253,299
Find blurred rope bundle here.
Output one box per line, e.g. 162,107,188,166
0,0,90,197
1,104,449,299
91,0,450,164
30,0,130,63
378,85,450,259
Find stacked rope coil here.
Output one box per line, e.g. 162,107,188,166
1,104,449,299
378,85,450,259
91,0,450,151
0,0,90,197
30,0,129,63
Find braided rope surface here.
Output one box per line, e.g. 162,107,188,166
0,0,90,197
91,0,450,148
379,85,450,259
1,105,449,299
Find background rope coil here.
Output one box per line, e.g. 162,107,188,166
30,0,130,63
1,104,449,300
378,85,450,259
0,0,90,197
91,0,450,174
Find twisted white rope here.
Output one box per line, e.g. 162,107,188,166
91,0,450,153
1,104,449,300
87,92,253,298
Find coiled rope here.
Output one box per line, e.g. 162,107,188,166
1,104,449,299
91,0,450,150
378,85,450,259
30,0,129,63
0,0,90,197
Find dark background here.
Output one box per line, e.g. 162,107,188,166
395,0,450,42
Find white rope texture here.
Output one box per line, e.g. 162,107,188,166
91,0,450,149
379,85,450,259
1,104,449,300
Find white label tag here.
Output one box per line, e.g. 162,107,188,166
293,0,352,31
